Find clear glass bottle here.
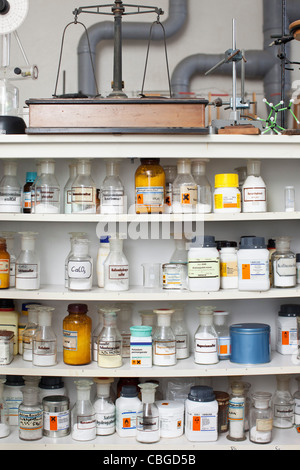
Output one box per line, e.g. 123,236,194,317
213,310,231,360
0,160,22,213
273,375,294,429
152,308,176,366
0,231,16,287
171,306,189,359
136,383,160,443
100,159,125,214
19,386,43,441
67,238,93,291
117,302,133,358
293,376,300,427
172,159,197,213
194,305,219,365
16,232,40,290
163,165,177,214
93,377,115,436
92,308,103,362
191,159,212,213
227,382,246,441
139,309,157,327
97,308,122,368
71,159,96,213
22,305,39,361
63,303,92,365
135,158,165,214
249,391,273,444
65,232,87,288
35,159,60,213
242,159,267,213
71,379,96,441
0,377,10,438
64,162,77,214
0,237,10,289
272,237,296,288
104,237,129,291
32,307,57,367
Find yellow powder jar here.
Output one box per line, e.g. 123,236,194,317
0,238,10,289
63,303,92,365
135,158,165,214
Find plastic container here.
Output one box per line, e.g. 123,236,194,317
276,304,300,355
0,299,18,355
185,386,218,442
115,385,141,437
156,400,184,438
0,331,14,365
213,173,241,213
188,236,220,292
130,326,152,368
237,236,270,291
230,323,271,364
220,242,238,289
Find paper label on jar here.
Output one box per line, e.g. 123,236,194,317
214,193,240,209
0,342,11,364
228,399,245,421
274,404,294,419
137,413,159,432
16,263,38,279
220,261,238,278
176,334,188,350
109,265,129,280
0,190,21,208
44,410,70,432
154,340,176,356
180,184,197,205
38,186,60,204
72,186,96,203
98,339,122,356
19,409,43,431
0,259,9,273
101,189,124,207
256,418,273,432
136,186,164,206
63,329,78,351
275,258,296,277
243,187,266,202
77,414,96,431
195,337,218,354
68,261,92,279
218,336,231,356
240,261,267,280
188,258,219,278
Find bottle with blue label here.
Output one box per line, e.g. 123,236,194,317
116,385,141,437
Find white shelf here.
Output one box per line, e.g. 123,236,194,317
0,134,300,160
2,351,300,379
0,422,298,450
0,211,299,222
2,285,300,301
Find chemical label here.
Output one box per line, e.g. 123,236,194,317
274,404,294,419
68,261,92,279
38,186,60,204
154,340,176,356
101,190,124,207
275,258,296,277
44,410,70,432
19,409,43,431
108,265,129,280
119,412,136,430
186,411,217,432
23,191,32,209
0,342,11,364
188,258,219,278
0,260,9,273
163,270,182,288
180,184,197,205
0,190,21,209
96,411,115,430
240,261,267,280
220,261,238,278
137,414,159,432
98,339,122,356
72,186,96,203
16,263,38,279
214,193,240,209
176,334,188,350
136,186,164,207
243,187,266,202
63,329,78,351
256,418,273,432
217,335,231,357
195,337,218,355
130,340,152,367
228,399,244,421
77,414,96,430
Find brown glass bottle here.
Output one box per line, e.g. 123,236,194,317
135,158,165,214
0,238,10,289
63,303,92,365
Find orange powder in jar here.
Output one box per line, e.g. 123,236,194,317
135,158,165,214
63,303,92,365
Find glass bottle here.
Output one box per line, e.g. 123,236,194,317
92,308,103,362
135,158,165,214
16,232,40,290
23,171,37,213
163,165,177,214
194,305,219,365
0,237,10,289
234,166,247,191
242,159,267,213
64,232,87,288
35,159,60,214
64,162,77,214
71,159,96,214
139,309,157,327
152,308,176,366
273,375,294,429
272,237,296,288
104,237,129,291
93,377,115,436
117,302,133,358
227,382,246,441
0,231,16,287
213,310,231,360
100,159,125,214
32,307,57,367
97,308,122,368
71,379,96,441
67,238,93,291
172,159,197,213
249,391,273,444
0,160,22,213
136,383,160,443
191,159,212,213
18,386,43,441
293,376,300,427
63,303,92,365
22,305,39,361
0,377,10,438
171,306,189,359
30,161,41,214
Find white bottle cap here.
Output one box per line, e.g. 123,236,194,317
139,383,158,403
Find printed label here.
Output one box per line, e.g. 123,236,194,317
16,263,38,279
37,186,60,204
0,260,9,273
23,191,32,209
77,414,96,430
154,340,176,356
243,187,266,202
275,258,296,277
96,411,115,430
44,410,70,432
180,184,197,205
109,265,129,280
19,409,43,431
98,339,122,356
239,261,267,280
137,413,159,432
101,190,124,207
195,337,218,354
188,258,219,278
228,399,245,421
72,187,96,203
186,411,217,432
214,193,240,209
63,330,78,351
136,186,164,207
218,336,231,356
220,261,238,278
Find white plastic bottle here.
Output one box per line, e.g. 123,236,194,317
237,236,270,291
104,237,129,291
220,242,238,289
242,159,267,213
96,236,110,288
188,236,220,292
185,386,218,442
115,385,141,437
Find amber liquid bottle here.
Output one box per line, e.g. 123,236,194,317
63,303,92,365
0,238,10,289
135,158,165,214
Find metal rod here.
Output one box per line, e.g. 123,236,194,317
232,18,237,117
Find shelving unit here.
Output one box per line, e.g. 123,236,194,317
1,133,300,450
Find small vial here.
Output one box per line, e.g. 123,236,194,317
285,186,295,212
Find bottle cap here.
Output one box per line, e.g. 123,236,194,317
215,173,239,188
100,236,110,243
5,375,25,386
0,299,15,310
239,236,266,249
67,303,88,314
279,304,300,317
26,172,37,182
130,326,152,337
120,385,138,397
191,235,216,248
188,385,215,402
39,376,64,390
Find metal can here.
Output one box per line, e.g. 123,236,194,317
42,395,70,437
0,330,14,365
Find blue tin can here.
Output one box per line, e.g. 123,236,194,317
230,323,271,364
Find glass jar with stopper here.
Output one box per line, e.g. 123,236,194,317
64,232,87,288
71,379,96,441
100,159,125,214
272,237,296,288
227,382,246,442
117,302,133,358
172,159,198,213
32,306,57,367
93,377,115,436
171,306,189,359
191,159,212,213
22,305,39,362
16,232,40,290
71,159,97,214
194,305,219,365
104,236,129,291
64,161,77,214
272,375,294,429
152,308,176,366
67,237,93,291
18,386,43,441
0,160,22,213
63,303,92,365
163,165,177,213
0,377,10,438
97,308,122,368
34,159,60,214
136,383,160,443
249,391,273,444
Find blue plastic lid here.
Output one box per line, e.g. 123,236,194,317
191,236,216,248
100,236,110,243
188,385,215,402
121,385,138,397
230,323,270,334
239,236,266,249
26,171,37,182
130,326,152,337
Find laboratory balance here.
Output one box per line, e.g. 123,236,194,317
25,1,208,134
